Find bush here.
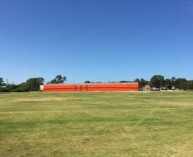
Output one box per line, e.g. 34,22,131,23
0,87,9,92
179,81,193,90
12,84,30,92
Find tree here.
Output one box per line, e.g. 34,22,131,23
134,78,140,83
134,78,148,89
120,80,130,83
140,78,148,87
50,75,66,84
164,79,172,90
150,75,164,89
0,77,4,86
84,80,91,83
26,77,44,91
13,83,30,92
6,84,18,92
175,78,187,89
178,81,193,90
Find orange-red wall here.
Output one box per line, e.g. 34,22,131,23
43,83,139,92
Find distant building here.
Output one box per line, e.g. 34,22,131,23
40,83,139,92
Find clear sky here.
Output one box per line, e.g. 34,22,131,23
0,0,193,84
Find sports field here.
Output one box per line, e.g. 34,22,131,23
0,92,193,157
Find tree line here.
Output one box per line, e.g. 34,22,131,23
0,74,193,92
0,75,66,92
134,75,193,90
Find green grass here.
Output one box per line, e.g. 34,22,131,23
0,92,193,157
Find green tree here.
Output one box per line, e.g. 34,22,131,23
134,78,148,89
134,78,140,83
164,79,172,90
150,75,164,89
140,78,148,87
6,84,18,92
50,75,66,84
120,80,130,83
13,83,30,92
0,77,4,86
178,81,193,90
175,78,187,89
26,77,44,91
84,80,91,83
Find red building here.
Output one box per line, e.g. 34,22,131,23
41,83,139,92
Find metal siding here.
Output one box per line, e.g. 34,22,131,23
43,83,139,92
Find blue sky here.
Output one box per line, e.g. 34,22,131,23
0,0,193,84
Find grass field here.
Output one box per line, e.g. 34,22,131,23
0,92,193,157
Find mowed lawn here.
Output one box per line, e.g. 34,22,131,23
0,92,193,157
